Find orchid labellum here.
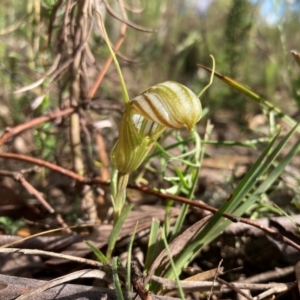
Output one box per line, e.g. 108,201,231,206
111,81,202,174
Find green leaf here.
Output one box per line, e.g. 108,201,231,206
144,219,161,272
163,124,298,280
107,204,134,261
85,240,109,264
126,223,138,292
112,257,125,300
197,64,300,133
236,138,300,216
162,227,185,300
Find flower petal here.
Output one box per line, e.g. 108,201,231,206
111,111,165,174
130,81,202,130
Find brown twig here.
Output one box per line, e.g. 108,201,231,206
0,153,299,253
13,55,62,94
131,259,152,300
88,102,123,113
0,107,75,146
0,248,104,268
217,278,253,300
0,152,93,184
208,261,224,299
0,168,72,234
237,266,294,284
151,275,295,294
130,184,300,252
0,166,40,176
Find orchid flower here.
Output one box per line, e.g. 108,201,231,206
111,81,202,174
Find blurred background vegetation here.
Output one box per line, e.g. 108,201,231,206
1,0,300,123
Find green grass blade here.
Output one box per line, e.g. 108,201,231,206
197,64,300,133
170,128,202,239
106,204,134,261
228,123,297,215
144,219,161,272
194,124,297,243
203,131,279,224
112,257,125,300
85,240,109,264
161,227,185,300
174,168,190,190
126,223,138,292
235,138,300,216
163,124,298,279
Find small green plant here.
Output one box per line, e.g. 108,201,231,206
34,122,57,160
94,10,210,262
0,217,25,235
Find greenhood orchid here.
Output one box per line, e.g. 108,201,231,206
111,81,202,174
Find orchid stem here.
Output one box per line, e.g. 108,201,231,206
114,173,129,223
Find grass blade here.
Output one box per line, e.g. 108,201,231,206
85,240,109,264
106,204,134,261
144,219,161,272
161,227,185,300
163,124,298,279
197,64,300,133
235,138,300,216
112,257,125,300
126,222,138,292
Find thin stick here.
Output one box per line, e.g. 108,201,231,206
0,153,300,252
0,169,71,234
0,248,104,268
0,107,74,146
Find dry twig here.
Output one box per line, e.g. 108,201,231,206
0,169,71,234
0,154,299,253
0,107,74,146
0,247,104,268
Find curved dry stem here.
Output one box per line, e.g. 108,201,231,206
103,0,155,33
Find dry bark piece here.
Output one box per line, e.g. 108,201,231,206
0,273,116,300
0,274,181,300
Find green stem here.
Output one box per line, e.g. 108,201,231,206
114,173,129,223
94,10,130,105
197,55,215,98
